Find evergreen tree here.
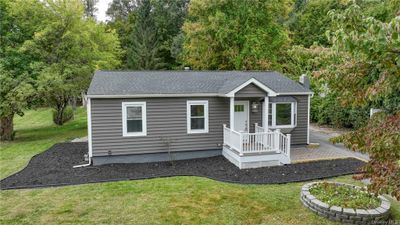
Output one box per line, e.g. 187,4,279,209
126,0,163,69
82,0,98,18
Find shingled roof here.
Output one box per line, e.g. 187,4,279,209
87,71,312,97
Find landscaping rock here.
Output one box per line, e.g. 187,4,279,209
300,182,391,224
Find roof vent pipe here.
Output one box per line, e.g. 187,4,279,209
299,74,310,89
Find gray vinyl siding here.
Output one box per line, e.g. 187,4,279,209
241,95,308,144
235,84,266,98
91,97,229,157
275,95,308,145
249,108,262,133
290,95,309,145
90,95,309,157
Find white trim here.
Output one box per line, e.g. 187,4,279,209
87,98,93,158
230,97,235,130
226,78,278,97
86,92,313,99
307,95,311,144
268,102,297,129
87,93,224,98
277,92,314,96
234,100,250,132
122,102,147,137
263,96,269,131
272,103,276,127
187,100,209,134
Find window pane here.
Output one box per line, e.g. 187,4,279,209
127,106,142,120
191,118,205,130
127,120,142,132
276,104,291,125
126,106,143,132
234,105,244,112
191,105,204,117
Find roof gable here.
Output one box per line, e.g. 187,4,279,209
225,78,277,97
235,83,267,98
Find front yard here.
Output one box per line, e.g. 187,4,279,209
0,108,399,225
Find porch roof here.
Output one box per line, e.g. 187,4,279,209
87,70,312,97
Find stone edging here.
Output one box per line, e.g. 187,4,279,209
300,182,391,224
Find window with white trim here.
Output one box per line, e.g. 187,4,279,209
187,100,209,133
122,102,147,136
268,102,297,128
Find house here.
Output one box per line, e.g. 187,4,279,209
86,71,313,169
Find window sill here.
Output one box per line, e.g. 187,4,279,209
187,130,209,134
122,132,147,137
269,126,296,129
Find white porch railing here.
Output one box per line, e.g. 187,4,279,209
223,124,291,158
255,123,266,133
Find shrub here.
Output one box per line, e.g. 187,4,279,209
332,112,400,200
52,106,73,125
311,94,369,129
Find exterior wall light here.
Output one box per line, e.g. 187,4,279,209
251,102,259,113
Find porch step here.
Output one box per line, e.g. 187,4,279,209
222,146,290,169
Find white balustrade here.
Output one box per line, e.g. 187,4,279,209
223,124,291,157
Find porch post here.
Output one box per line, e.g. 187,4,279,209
230,96,235,130
275,129,281,152
264,96,269,130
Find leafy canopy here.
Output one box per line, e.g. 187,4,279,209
325,4,400,198
21,0,121,125
0,0,46,118
182,0,292,70
107,0,188,69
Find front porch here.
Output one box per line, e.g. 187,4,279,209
222,123,291,169
221,80,297,168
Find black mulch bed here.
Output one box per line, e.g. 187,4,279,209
0,142,365,190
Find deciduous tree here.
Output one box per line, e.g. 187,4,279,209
0,0,45,140
23,0,121,125
326,4,400,198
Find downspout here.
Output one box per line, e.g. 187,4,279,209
73,96,93,168
73,157,91,168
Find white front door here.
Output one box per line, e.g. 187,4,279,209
234,101,249,132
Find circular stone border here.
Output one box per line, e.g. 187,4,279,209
300,182,391,224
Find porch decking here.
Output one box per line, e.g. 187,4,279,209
222,124,291,169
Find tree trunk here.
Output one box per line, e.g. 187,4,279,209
54,106,66,125
71,97,76,120
0,114,14,141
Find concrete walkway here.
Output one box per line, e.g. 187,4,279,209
290,125,369,163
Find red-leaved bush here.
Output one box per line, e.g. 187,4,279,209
332,112,400,200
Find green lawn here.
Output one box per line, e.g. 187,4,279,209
0,108,399,225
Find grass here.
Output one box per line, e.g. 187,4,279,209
0,108,87,179
310,182,381,209
0,108,399,225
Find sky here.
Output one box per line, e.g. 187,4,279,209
94,0,113,22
